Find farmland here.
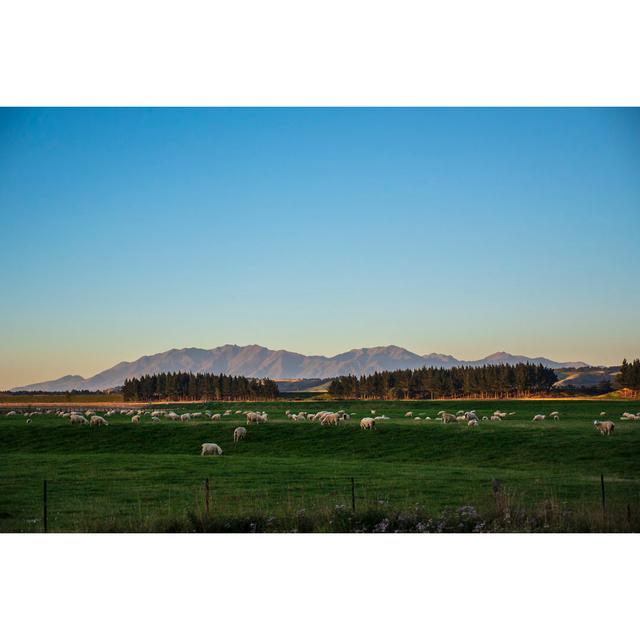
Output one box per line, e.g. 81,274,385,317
1,400,639,532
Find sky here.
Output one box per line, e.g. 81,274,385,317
0,107,639,389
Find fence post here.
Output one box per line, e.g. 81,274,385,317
203,478,210,517
43,480,48,533
600,473,606,516
351,477,356,512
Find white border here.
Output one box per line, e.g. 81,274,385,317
1,534,638,639
1,0,639,106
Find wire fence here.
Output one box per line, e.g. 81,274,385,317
3,471,640,532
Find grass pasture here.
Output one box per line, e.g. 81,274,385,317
1,400,639,532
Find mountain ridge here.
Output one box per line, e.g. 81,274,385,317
10,344,592,392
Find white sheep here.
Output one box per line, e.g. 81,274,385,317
234,427,247,443
360,417,375,430
151,416,160,423
69,414,88,425
593,420,615,436
468,419,479,427
532,414,546,422
405,411,413,417
180,414,191,422
414,416,422,421
441,412,457,424
490,415,502,422
201,443,223,456
211,414,222,421
90,416,108,426
132,415,141,424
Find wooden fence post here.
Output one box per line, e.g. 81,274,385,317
43,480,48,533
203,478,210,517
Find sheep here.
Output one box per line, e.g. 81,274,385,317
235,410,242,414
490,415,502,422
456,416,467,423
360,417,375,430
414,416,422,421
233,427,247,443
26,418,32,424
201,443,223,456
210,414,222,421
371,410,376,415
425,416,432,421
151,416,160,423
132,415,141,424
465,412,479,422
532,414,546,422
69,414,88,425
321,412,341,426
549,411,560,417
180,414,191,422
441,412,457,424
166,412,179,421
493,411,508,418
599,411,606,417
482,416,489,421
621,412,639,421
90,416,108,427
593,420,615,436
405,411,413,417
246,411,267,424
468,419,479,427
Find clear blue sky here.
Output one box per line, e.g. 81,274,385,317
1,108,639,388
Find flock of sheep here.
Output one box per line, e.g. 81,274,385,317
4,405,639,445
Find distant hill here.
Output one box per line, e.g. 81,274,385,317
11,344,592,392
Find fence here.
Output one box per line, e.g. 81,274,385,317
2,470,639,533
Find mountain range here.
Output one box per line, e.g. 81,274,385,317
10,345,590,392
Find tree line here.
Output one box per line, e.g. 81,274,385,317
618,359,640,391
328,363,559,399
122,372,279,401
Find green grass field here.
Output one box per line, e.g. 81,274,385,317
1,400,639,532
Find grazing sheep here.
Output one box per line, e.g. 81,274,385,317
211,414,222,421
549,411,560,418
414,416,422,421
90,416,108,427
166,412,179,421
360,417,375,430
468,419,479,427
465,412,479,422
441,412,457,424
371,410,376,415
493,411,507,419
532,414,546,422
233,427,247,443
456,416,467,423
7,411,17,416
180,414,191,422
490,415,502,422
132,415,141,424
405,411,413,417
235,410,242,414
246,411,267,424
151,416,160,423
593,420,615,436
425,417,432,421
321,412,341,426
69,414,89,425
600,411,606,417
201,443,223,456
